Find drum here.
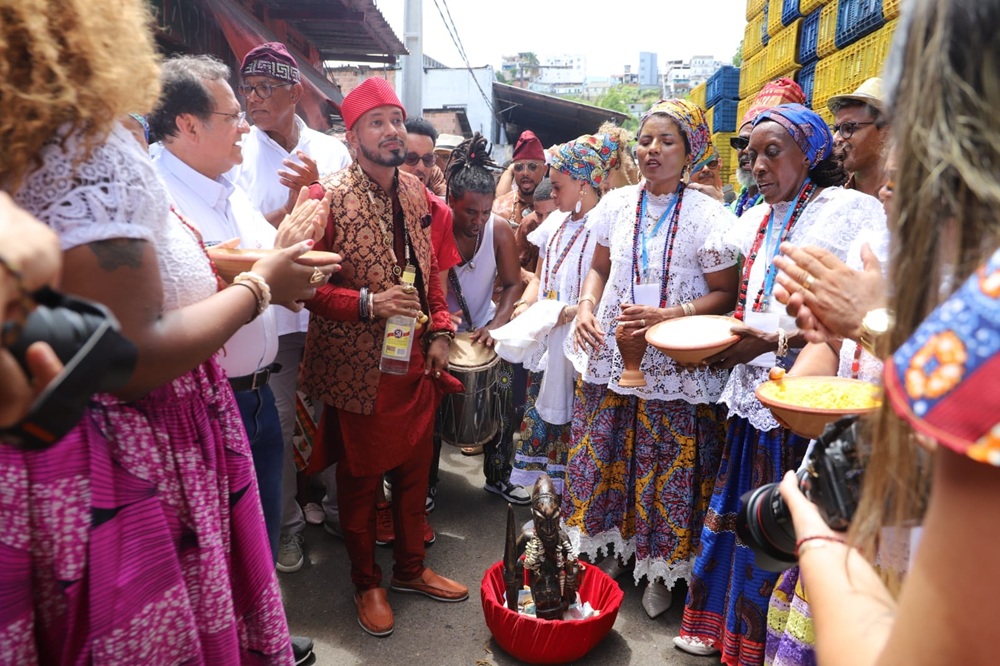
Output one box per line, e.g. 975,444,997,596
439,333,500,447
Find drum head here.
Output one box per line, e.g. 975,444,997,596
450,332,498,369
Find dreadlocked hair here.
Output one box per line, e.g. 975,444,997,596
446,132,499,200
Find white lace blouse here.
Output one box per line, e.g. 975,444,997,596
720,187,888,430
566,184,739,403
14,123,218,313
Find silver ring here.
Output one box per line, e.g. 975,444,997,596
309,268,325,285
434,370,441,378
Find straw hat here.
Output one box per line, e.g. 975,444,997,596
827,77,884,113
434,133,464,154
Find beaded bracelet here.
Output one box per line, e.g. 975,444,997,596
794,534,847,557
681,301,696,316
233,271,271,320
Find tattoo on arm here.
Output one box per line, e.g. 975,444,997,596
88,239,146,271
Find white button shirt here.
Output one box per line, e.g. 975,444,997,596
154,147,279,378
229,116,351,336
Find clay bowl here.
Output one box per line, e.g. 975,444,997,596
206,247,338,284
645,315,741,365
755,376,883,439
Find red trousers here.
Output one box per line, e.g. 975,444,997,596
335,416,433,590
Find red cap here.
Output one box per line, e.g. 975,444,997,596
340,78,405,131
512,130,545,161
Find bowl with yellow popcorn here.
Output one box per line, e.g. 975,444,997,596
755,372,883,439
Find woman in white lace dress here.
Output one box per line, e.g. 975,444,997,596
674,104,886,663
0,2,330,663
568,99,739,618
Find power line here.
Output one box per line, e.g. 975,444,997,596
429,0,499,124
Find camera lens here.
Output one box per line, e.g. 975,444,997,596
736,482,799,572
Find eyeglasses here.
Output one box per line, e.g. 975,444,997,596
730,136,750,151
704,158,720,170
404,152,437,167
513,162,542,173
209,110,246,125
237,82,293,99
831,121,875,140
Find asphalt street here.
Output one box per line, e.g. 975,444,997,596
280,444,710,666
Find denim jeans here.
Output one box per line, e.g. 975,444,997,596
234,384,283,562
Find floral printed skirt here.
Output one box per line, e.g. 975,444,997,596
510,372,573,495
560,380,725,587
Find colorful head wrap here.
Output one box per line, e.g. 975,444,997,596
753,103,833,168
550,133,620,189
512,130,545,162
639,99,713,166
741,77,807,130
241,42,301,84
340,77,406,131
691,146,720,175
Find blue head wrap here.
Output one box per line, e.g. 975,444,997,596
753,103,833,168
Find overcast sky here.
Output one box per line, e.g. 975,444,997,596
370,0,748,77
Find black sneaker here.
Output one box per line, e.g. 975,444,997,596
426,485,437,513
291,635,315,666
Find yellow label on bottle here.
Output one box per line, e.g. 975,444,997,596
382,323,413,358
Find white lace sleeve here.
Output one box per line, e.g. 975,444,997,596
587,185,634,247
527,210,565,249
695,194,740,273
14,125,156,250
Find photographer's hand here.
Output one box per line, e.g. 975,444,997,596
0,342,63,429
778,470,839,543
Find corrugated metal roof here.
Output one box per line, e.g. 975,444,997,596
264,0,406,64
493,82,629,148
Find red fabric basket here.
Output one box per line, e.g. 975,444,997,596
480,560,624,665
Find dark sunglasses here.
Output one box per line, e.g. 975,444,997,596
730,136,750,151
237,82,293,99
513,162,542,173
831,121,875,140
404,152,437,167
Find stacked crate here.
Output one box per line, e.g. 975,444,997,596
737,0,898,146
703,65,741,184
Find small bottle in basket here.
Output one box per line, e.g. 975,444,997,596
379,265,417,375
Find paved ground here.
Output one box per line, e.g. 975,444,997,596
280,445,712,666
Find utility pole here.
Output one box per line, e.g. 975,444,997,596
401,0,423,116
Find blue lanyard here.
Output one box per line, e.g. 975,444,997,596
760,179,811,305
638,185,680,280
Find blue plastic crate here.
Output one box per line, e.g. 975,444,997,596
782,0,801,26
835,0,885,49
710,99,739,133
763,2,771,45
706,66,741,107
797,62,817,107
799,8,821,65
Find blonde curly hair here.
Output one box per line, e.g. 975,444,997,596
0,0,162,188
597,121,639,190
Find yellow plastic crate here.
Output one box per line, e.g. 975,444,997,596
712,131,738,182
705,106,715,134
745,11,767,60
766,18,802,80
768,0,786,39
817,2,838,59
737,97,754,129
746,0,766,22
816,106,834,130
690,81,707,111
739,49,769,100
799,0,828,14
813,52,852,114
884,0,900,21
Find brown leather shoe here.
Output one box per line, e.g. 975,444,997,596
354,588,394,637
390,567,469,602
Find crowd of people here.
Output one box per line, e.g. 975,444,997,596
2,0,999,664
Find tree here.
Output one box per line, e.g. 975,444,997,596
732,40,743,67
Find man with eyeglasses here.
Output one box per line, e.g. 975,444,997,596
729,77,807,217
689,146,725,202
400,117,447,197
228,43,352,579
493,130,547,282
149,54,327,666
828,78,889,198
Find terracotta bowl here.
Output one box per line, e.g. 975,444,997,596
481,561,623,665
645,315,741,365
755,376,883,439
206,247,338,284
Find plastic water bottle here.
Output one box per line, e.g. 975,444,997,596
379,265,417,375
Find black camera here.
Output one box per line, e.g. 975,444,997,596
0,287,137,450
736,416,865,571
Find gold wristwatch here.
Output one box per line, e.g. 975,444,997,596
859,308,893,360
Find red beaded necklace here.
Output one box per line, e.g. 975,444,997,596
171,205,225,292
734,181,817,319
849,342,863,379
544,215,589,294
630,182,686,308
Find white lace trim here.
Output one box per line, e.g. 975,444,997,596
565,524,694,588
566,185,738,403
720,187,886,429
15,123,218,312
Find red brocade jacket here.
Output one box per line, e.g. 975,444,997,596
300,164,455,415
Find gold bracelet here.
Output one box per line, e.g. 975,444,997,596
578,294,597,307
681,301,696,316
513,299,528,309
233,271,271,319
